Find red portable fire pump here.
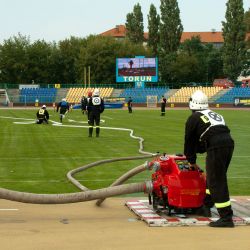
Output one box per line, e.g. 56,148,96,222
147,154,206,215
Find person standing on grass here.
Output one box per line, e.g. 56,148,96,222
127,97,133,113
184,90,235,228
87,89,104,137
57,98,69,123
86,91,92,124
36,105,49,124
160,95,167,116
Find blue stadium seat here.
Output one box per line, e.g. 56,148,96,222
119,87,169,103
216,87,250,103
19,88,57,103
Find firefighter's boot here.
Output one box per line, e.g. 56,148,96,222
96,126,100,137
196,205,211,217
209,206,234,228
88,127,93,137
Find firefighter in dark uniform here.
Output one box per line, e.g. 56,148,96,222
81,92,92,115
184,90,234,227
56,98,69,123
36,105,49,124
127,97,133,113
160,95,167,116
88,89,104,137
81,95,87,114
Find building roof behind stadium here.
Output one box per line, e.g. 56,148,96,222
100,24,250,44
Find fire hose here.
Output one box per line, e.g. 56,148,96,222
0,181,153,204
0,122,156,204
66,126,157,205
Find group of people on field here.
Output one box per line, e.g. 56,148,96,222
36,88,105,138
36,98,70,124
126,95,166,115
36,88,235,227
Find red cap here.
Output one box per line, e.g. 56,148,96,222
88,92,92,97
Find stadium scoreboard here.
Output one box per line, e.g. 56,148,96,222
116,57,158,83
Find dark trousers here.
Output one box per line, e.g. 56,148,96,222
128,106,132,113
161,104,165,116
89,112,100,136
205,136,234,217
59,108,68,122
37,118,48,124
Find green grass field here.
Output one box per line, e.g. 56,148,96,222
0,108,249,195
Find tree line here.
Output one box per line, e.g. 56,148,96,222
0,0,249,86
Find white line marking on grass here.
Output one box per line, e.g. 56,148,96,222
68,119,105,124
0,209,19,211
68,119,88,124
49,120,62,125
0,116,34,121
102,116,113,120
52,123,153,155
232,156,250,158
14,121,36,124
228,177,250,179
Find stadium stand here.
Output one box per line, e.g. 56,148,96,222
66,88,113,103
19,88,57,103
167,87,223,103
216,87,250,103
119,87,169,103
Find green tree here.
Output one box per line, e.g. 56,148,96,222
242,8,250,77
125,3,144,44
171,54,201,83
26,40,55,83
158,0,183,83
147,4,160,56
171,36,224,83
159,0,183,53
56,37,86,83
0,33,30,83
222,0,247,81
206,48,224,82
77,35,151,84
244,8,250,33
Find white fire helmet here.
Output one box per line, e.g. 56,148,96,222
93,88,100,96
189,90,208,110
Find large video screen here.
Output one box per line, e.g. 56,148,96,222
116,57,158,83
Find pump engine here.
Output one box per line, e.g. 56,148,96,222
147,154,206,215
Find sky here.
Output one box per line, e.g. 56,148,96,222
0,0,249,43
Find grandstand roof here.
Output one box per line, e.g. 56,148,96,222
100,25,250,44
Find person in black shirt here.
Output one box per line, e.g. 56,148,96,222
184,90,234,227
57,98,69,123
86,91,92,123
127,97,133,113
87,89,104,137
81,95,87,114
160,95,167,116
36,105,49,124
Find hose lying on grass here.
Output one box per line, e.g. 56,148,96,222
65,125,157,206
0,119,155,204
